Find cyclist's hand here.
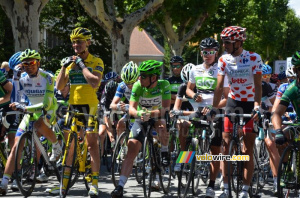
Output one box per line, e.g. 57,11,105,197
61,56,73,68
170,110,183,117
142,112,151,122
206,106,217,121
10,102,26,112
275,129,287,145
193,93,203,103
252,108,261,121
74,56,86,69
13,65,22,80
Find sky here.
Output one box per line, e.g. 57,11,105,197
289,0,300,17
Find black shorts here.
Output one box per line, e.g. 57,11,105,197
1,104,19,133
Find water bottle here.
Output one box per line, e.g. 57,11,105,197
202,129,206,140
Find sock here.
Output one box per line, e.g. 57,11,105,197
118,175,128,187
224,183,228,190
208,180,215,189
242,185,249,192
92,172,99,187
273,177,277,184
1,174,11,187
62,171,70,188
161,145,168,152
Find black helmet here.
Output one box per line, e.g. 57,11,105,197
200,38,220,50
105,81,118,99
170,56,184,65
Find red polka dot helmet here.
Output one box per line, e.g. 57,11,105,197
220,26,247,41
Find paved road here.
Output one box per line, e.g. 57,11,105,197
6,161,278,198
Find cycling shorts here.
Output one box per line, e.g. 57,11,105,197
224,98,254,133
1,104,19,134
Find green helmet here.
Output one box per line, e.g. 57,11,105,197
292,51,300,67
121,61,139,84
138,60,162,75
20,49,41,61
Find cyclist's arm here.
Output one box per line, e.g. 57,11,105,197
42,74,56,111
82,69,102,89
56,66,69,90
253,73,262,108
212,74,225,108
0,80,13,104
110,96,122,110
272,104,287,130
217,87,229,109
129,100,139,118
186,82,196,99
272,98,280,112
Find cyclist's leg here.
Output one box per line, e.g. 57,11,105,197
98,117,107,157
242,132,256,186
178,119,190,150
116,116,126,138
264,133,279,178
105,116,115,143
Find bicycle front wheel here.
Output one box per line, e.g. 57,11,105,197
277,144,299,198
159,152,171,194
15,132,37,197
61,132,77,197
142,137,153,198
111,131,127,187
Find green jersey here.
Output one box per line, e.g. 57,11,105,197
0,71,10,107
130,80,171,111
280,80,300,120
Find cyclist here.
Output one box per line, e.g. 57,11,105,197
0,49,61,195
110,61,139,137
211,26,262,198
261,64,275,111
97,71,119,101
273,51,300,146
54,27,104,196
185,37,229,197
111,60,171,197
98,80,118,156
278,71,287,84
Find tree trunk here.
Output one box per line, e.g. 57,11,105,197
0,0,49,51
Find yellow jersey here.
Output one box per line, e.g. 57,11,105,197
66,53,104,105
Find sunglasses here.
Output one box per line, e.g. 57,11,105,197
22,60,38,67
140,74,151,79
262,74,271,78
222,40,236,44
71,39,86,45
171,65,182,69
202,50,217,56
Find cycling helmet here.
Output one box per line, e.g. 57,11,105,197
291,51,300,67
220,26,247,41
170,56,184,65
20,49,41,61
262,64,272,75
105,80,118,99
200,38,220,50
104,71,119,81
278,71,287,80
139,60,162,75
121,61,139,84
181,63,195,83
286,66,296,77
8,51,22,69
70,27,92,41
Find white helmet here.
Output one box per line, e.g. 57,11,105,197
286,65,296,77
181,63,195,83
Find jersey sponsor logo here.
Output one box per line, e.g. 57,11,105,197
139,96,161,107
25,89,45,96
196,77,216,89
47,75,53,85
24,83,32,87
231,78,247,84
228,69,250,77
95,66,103,72
151,89,161,95
208,69,214,76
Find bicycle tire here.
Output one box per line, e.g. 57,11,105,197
111,131,127,187
228,139,243,198
135,145,143,184
142,136,153,198
159,152,171,194
0,144,6,178
178,139,194,198
192,138,202,196
249,147,259,197
60,132,77,197
15,132,37,197
199,136,210,185
277,144,299,198
104,134,112,172
257,140,269,188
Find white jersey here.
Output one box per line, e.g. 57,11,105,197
189,63,228,108
218,50,262,102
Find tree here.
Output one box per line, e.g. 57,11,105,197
151,0,220,56
0,7,14,61
79,0,164,72
0,0,49,51
40,0,112,73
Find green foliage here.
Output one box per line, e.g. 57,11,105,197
0,6,14,62
40,0,112,73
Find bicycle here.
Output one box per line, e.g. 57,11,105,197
11,110,61,197
177,116,215,198
142,118,171,198
276,121,300,197
219,113,259,198
60,109,100,198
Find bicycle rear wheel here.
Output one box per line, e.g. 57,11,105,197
249,148,259,197
61,132,77,197
135,146,143,184
228,140,243,197
142,137,153,198
159,152,171,194
178,140,195,198
192,138,202,196
15,132,37,197
277,144,299,198
111,131,127,187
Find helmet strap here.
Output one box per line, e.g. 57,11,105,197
146,75,158,89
